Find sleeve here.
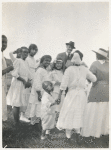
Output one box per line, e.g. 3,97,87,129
60,68,70,90
86,69,97,83
9,52,16,63
89,62,97,75
11,59,20,78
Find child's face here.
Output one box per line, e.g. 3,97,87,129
21,49,29,60
42,58,51,68
55,62,63,70
17,50,22,58
29,49,37,57
46,83,54,92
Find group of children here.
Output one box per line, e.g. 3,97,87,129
6,44,67,139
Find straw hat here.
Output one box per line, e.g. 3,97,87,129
92,48,109,59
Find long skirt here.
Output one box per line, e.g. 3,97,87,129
81,102,109,138
57,88,87,130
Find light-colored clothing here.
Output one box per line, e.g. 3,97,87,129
41,92,56,130
26,55,40,80
49,70,65,112
6,59,32,107
25,67,49,118
81,60,109,138
2,54,7,121
57,66,96,130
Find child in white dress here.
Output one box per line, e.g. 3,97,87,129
49,59,65,113
25,55,52,126
6,47,32,126
41,81,57,140
56,51,97,142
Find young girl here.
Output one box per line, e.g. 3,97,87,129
25,55,52,125
9,48,22,62
56,51,97,142
49,59,65,113
41,81,57,140
6,47,32,126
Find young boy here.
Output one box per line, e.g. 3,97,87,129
41,81,58,140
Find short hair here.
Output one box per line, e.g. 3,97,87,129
74,50,83,60
96,53,106,60
40,55,52,63
29,44,38,53
2,35,7,39
17,48,22,53
42,81,53,91
21,46,29,52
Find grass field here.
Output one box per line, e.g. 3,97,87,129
2,106,109,148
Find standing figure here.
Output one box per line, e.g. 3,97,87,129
6,47,32,126
49,59,65,113
20,44,39,122
25,55,52,126
56,51,96,142
2,35,13,121
56,41,76,71
81,48,109,138
41,81,57,140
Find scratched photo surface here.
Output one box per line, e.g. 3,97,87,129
2,2,109,148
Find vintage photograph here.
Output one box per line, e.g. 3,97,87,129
2,1,109,148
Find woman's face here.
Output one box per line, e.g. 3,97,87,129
55,61,63,70
42,58,51,68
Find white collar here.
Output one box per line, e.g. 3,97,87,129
98,60,105,64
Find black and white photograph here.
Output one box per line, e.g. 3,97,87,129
1,0,109,148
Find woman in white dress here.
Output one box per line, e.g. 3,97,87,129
25,55,52,125
56,51,97,141
6,47,32,125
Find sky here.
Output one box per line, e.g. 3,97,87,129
2,2,109,67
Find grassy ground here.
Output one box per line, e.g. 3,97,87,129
2,106,109,148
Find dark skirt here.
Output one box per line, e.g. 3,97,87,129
88,81,109,102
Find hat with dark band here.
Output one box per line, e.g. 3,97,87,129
92,48,109,59
66,41,76,49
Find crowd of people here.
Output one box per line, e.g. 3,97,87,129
2,35,109,144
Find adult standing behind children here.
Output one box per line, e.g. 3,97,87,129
2,35,13,121
56,41,76,71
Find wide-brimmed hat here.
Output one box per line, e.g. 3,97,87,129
66,41,76,49
92,48,109,59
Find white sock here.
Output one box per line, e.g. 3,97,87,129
66,129,71,138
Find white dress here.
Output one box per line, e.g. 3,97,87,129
6,59,32,107
49,70,65,112
25,67,50,118
57,66,96,130
2,54,7,121
41,92,56,130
